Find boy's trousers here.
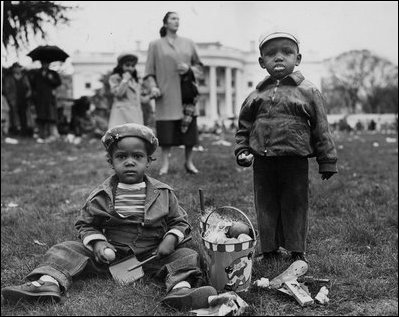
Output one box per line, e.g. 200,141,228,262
27,241,203,293
253,156,309,253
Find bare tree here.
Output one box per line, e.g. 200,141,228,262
2,1,75,50
323,50,398,113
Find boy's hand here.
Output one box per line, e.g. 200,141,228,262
92,240,117,264
237,151,254,167
156,234,178,259
321,172,335,180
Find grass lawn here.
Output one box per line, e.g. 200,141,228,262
1,130,398,316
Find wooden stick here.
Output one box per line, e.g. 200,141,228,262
127,236,192,271
199,188,205,213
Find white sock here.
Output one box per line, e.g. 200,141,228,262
172,281,191,290
39,275,59,287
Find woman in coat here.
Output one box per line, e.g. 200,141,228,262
144,11,203,175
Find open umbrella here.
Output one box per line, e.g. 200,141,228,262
27,45,69,63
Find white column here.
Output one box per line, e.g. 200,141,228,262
209,66,218,121
225,67,233,118
234,69,243,117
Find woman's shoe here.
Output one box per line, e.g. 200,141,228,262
184,163,199,174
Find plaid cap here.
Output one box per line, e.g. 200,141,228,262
102,123,158,155
259,32,300,50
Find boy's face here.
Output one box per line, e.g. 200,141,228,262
258,38,302,80
111,137,150,184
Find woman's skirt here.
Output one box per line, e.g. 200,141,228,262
156,117,199,146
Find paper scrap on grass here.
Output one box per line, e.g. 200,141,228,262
315,286,329,304
386,137,397,143
33,240,47,246
253,277,270,288
190,291,248,316
7,202,18,208
193,145,206,152
5,137,19,144
212,140,232,147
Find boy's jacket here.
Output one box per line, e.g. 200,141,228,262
235,71,337,173
75,174,191,257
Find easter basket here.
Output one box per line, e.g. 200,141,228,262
200,206,257,293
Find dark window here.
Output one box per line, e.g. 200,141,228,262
198,97,206,116
247,81,253,88
85,82,91,89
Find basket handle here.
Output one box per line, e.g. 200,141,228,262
203,205,257,240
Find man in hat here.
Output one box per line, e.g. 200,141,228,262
2,123,216,310
234,31,337,264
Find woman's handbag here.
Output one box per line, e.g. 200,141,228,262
180,68,199,133
181,68,199,104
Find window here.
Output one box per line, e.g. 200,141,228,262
85,82,91,89
247,81,253,88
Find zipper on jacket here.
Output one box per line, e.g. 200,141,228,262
271,80,280,103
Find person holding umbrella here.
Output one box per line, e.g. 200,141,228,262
28,45,67,143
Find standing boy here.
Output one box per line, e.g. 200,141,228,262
235,32,337,263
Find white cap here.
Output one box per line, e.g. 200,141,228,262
258,32,300,50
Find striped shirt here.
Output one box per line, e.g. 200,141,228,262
114,182,146,221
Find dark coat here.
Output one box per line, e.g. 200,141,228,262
235,71,337,173
30,68,61,121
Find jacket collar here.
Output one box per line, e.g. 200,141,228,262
256,71,305,90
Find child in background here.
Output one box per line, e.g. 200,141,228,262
2,123,216,310
235,32,338,263
108,53,150,129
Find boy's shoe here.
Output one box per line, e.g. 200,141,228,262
1,280,61,302
290,252,309,263
162,286,217,310
255,249,281,262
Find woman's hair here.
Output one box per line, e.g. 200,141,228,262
112,58,138,81
159,11,177,37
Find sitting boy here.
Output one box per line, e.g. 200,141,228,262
1,123,216,310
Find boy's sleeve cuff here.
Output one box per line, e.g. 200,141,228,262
318,162,338,173
164,229,184,244
83,234,107,251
